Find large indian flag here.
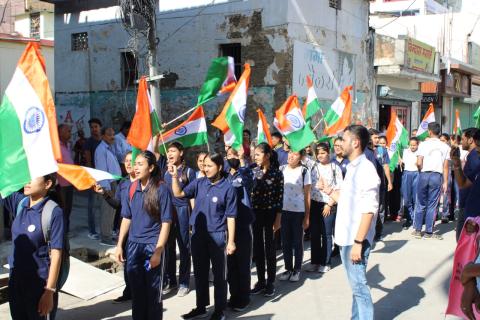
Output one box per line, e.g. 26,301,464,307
159,106,208,154
324,86,353,136
57,164,122,191
212,64,250,150
127,77,161,159
386,110,409,172
416,103,435,141
197,56,237,106
0,43,61,197
257,108,273,146
274,95,316,152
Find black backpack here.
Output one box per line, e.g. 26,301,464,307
15,198,70,290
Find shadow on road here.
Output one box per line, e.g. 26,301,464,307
368,264,425,319
57,298,131,320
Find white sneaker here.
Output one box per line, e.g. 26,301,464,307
319,265,331,273
88,233,100,240
305,264,320,272
278,271,291,281
289,271,301,282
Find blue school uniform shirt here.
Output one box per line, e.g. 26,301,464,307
183,177,237,233
331,157,349,178
228,168,255,228
115,178,132,209
459,149,480,209
365,147,385,191
121,181,173,244
1,193,64,280
276,148,288,166
164,166,196,208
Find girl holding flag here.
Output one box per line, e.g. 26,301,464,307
170,153,237,320
115,150,173,320
163,142,196,296
1,174,65,320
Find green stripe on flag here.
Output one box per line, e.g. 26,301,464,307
417,131,428,141
0,95,31,196
197,57,229,107
225,103,244,150
324,109,340,126
159,132,208,155
285,126,316,152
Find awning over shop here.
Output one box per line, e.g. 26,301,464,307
464,84,480,104
378,85,423,102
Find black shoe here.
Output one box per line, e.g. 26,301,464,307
402,221,412,230
112,295,130,304
209,310,225,320
232,301,250,312
250,282,266,295
182,307,208,319
264,283,275,297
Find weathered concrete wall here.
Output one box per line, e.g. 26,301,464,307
54,0,372,138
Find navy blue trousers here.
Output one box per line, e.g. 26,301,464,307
127,241,165,320
9,271,58,320
281,211,305,271
310,201,336,266
191,230,227,312
165,205,191,288
401,170,418,221
414,172,442,233
227,226,252,305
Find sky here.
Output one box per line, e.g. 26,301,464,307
159,0,229,12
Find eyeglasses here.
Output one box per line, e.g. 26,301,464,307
334,145,342,147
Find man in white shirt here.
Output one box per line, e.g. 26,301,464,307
321,125,380,320
400,137,420,230
414,122,450,240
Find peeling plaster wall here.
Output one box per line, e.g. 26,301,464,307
54,0,372,135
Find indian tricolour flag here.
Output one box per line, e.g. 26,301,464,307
324,86,353,136
212,64,251,150
57,164,122,190
127,77,161,158
416,103,435,141
302,75,322,123
274,95,316,152
453,109,462,136
158,106,208,154
386,110,409,172
197,56,237,107
257,109,273,146
0,43,61,197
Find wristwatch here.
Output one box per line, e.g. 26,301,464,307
354,239,363,244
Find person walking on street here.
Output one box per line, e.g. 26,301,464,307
95,127,122,245
308,143,343,273
320,125,380,320
413,122,450,240
250,143,283,297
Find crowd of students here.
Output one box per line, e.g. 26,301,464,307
3,116,478,320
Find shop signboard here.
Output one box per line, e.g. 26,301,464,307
405,38,435,73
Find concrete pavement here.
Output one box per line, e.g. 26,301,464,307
1,219,462,319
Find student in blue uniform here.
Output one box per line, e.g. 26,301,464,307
115,150,173,320
196,151,208,178
163,142,196,296
95,151,135,303
170,153,237,320
225,147,254,311
1,174,65,320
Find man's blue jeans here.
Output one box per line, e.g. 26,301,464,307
340,241,373,320
414,172,442,233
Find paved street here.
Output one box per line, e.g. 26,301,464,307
0,218,461,319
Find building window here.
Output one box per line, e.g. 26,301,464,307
329,0,341,10
71,32,88,51
121,52,138,88
219,43,241,79
30,12,40,39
